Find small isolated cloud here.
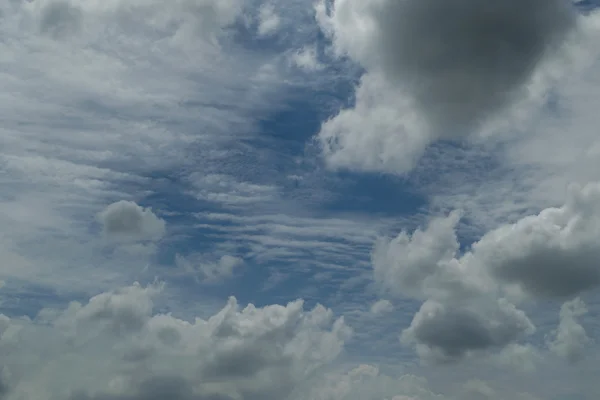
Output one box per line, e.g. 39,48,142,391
548,297,591,363
476,182,600,298
175,254,244,282
257,3,281,37
370,299,393,315
316,0,581,174
290,46,324,71
98,201,166,243
402,299,534,362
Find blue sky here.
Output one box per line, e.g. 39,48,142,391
1,1,600,399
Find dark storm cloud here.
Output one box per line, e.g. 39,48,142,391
372,0,576,133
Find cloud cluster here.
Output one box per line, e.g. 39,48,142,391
316,0,580,173
374,182,600,361
0,282,351,400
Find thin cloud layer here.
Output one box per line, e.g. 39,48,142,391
316,0,581,173
23,0,244,45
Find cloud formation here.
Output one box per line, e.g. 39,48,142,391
98,201,166,243
548,297,591,363
402,299,534,362
175,254,245,282
0,282,351,400
373,182,600,360
316,0,580,173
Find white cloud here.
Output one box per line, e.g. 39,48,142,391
315,0,588,174
290,46,324,71
98,201,166,243
370,299,393,315
548,297,591,363
372,182,600,360
23,0,244,47
0,282,351,400
257,3,281,37
493,344,541,373
175,254,245,282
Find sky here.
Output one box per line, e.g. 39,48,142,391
1,0,600,399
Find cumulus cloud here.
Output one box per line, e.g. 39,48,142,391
257,3,281,37
373,182,600,360
402,299,534,362
459,380,496,400
369,299,393,315
300,365,443,400
98,201,166,243
316,0,581,173
376,182,600,300
548,298,591,363
0,282,351,400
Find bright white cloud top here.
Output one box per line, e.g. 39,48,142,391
1,0,600,399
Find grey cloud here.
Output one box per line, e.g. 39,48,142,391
316,0,580,174
476,183,600,298
70,376,237,400
0,284,350,400
488,247,600,298
375,183,600,364
98,201,166,243
372,183,600,362
373,0,576,133
39,0,82,39
403,300,534,361
0,374,9,400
